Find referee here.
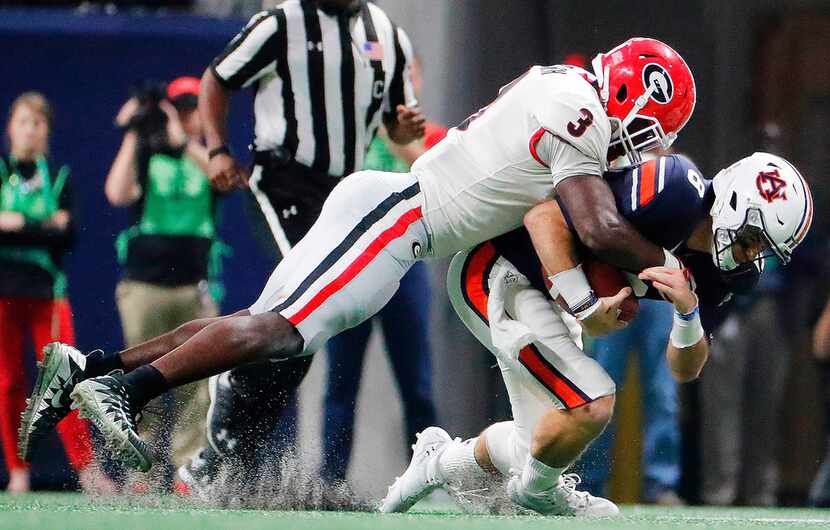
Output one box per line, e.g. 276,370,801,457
181,0,425,487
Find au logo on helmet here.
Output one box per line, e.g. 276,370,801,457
756,169,788,203
642,63,674,104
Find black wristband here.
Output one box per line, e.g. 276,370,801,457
208,145,231,159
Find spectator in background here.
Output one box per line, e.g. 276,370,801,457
0,92,114,493
575,299,681,504
321,57,442,482
105,77,220,492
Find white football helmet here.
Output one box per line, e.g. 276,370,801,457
709,152,813,271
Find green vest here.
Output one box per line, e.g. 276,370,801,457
116,152,229,301
0,156,69,298
117,153,215,260
363,136,409,173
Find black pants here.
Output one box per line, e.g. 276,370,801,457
247,159,339,258
223,161,340,463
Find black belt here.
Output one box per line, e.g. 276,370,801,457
252,147,341,200
252,146,294,170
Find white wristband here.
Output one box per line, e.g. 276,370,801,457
574,298,602,320
549,265,600,320
670,306,705,348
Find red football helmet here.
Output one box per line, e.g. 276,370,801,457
591,38,696,164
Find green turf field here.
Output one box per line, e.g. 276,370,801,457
2,493,830,530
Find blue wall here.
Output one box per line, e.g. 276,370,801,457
0,9,274,354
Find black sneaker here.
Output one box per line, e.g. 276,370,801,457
18,342,89,461
71,372,152,472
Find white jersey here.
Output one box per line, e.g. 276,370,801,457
413,65,612,258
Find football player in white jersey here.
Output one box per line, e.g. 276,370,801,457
380,152,813,516
19,38,698,482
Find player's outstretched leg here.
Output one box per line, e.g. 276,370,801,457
17,314,236,461
71,311,303,471
64,169,425,472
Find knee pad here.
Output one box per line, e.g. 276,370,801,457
483,421,527,476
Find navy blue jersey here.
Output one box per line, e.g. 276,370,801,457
604,155,710,250
490,154,747,333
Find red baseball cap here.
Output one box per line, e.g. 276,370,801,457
167,76,201,108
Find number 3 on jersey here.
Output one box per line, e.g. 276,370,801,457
567,108,594,137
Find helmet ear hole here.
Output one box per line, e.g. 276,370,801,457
616,84,628,103
730,191,738,210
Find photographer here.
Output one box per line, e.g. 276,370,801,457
105,76,220,492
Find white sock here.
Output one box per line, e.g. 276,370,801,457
520,454,564,494
483,421,520,475
438,437,489,484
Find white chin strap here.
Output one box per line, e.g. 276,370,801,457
622,82,656,128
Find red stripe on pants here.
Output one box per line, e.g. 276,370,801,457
288,206,423,325
463,242,497,321
0,297,93,471
518,344,588,409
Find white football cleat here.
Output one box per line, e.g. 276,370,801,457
379,426,452,513
508,472,619,517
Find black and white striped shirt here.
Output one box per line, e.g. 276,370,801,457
212,0,416,178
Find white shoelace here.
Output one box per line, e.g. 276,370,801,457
445,483,491,513
558,473,591,510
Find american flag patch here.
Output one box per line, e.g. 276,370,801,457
363,41,384,61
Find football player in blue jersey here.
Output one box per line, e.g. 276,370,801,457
381,152,813,516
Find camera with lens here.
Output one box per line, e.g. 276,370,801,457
126,81,170,152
